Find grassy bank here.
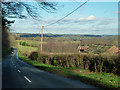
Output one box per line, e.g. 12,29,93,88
18,53,120,88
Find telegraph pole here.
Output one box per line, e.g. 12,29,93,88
18,40,19,52
21,37,22,52
41,25,44,53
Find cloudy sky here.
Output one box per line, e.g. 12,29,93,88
10,1,118,35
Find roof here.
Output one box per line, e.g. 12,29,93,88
107,46,119,54
77,46,89,50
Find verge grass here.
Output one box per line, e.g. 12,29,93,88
18,53,120,89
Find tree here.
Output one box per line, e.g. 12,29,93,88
1,0,58,57
2,1,58,21
1,0,58,28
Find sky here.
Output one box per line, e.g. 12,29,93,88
10,1,118,35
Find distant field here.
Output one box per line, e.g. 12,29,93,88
15,34,118,54
16,46,37,53
16,40,46,47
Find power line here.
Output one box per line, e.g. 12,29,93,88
44,0,89,28
19,0,89,36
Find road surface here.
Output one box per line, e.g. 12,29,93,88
2,52,101,89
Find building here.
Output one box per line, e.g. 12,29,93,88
77,46,89,52
107,46,120,54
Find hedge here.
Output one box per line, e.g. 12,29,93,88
26,52,120,75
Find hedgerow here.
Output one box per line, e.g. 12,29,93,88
22,51,120,75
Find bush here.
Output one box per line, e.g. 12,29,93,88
28,52,119,75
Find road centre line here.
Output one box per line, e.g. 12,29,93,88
24,76,32,83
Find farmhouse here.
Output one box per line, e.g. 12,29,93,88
77,46,89,52
107,46,120,54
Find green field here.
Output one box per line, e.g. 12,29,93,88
16,45,37,53
16,40,46,47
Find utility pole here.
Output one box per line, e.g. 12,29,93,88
16,33,19,52
18,40,19,52
20,37,22,52
41,25,44,53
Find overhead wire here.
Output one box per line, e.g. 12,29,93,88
44,0,90,28
19,0,90,36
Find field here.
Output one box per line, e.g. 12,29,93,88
15,34,118,54
16,40,46,47
16,45,37,53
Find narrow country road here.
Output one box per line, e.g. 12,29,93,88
2,52,102,89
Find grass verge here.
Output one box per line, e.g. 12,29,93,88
18,53,120,89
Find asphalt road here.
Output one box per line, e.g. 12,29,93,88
2,52,102,89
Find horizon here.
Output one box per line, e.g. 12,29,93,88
11,32,118,36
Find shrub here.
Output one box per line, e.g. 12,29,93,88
28,52,119,75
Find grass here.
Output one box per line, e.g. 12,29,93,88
16,46,37,53
18,53,120,88
71,69,120,88
16,40,46,47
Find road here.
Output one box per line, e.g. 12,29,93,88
2,52,101,89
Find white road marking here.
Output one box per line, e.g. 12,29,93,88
15,66,16,68
24,76,32,83
18,70,21,73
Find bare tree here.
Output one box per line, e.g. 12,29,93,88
1,0,58,26
1,0,58,57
